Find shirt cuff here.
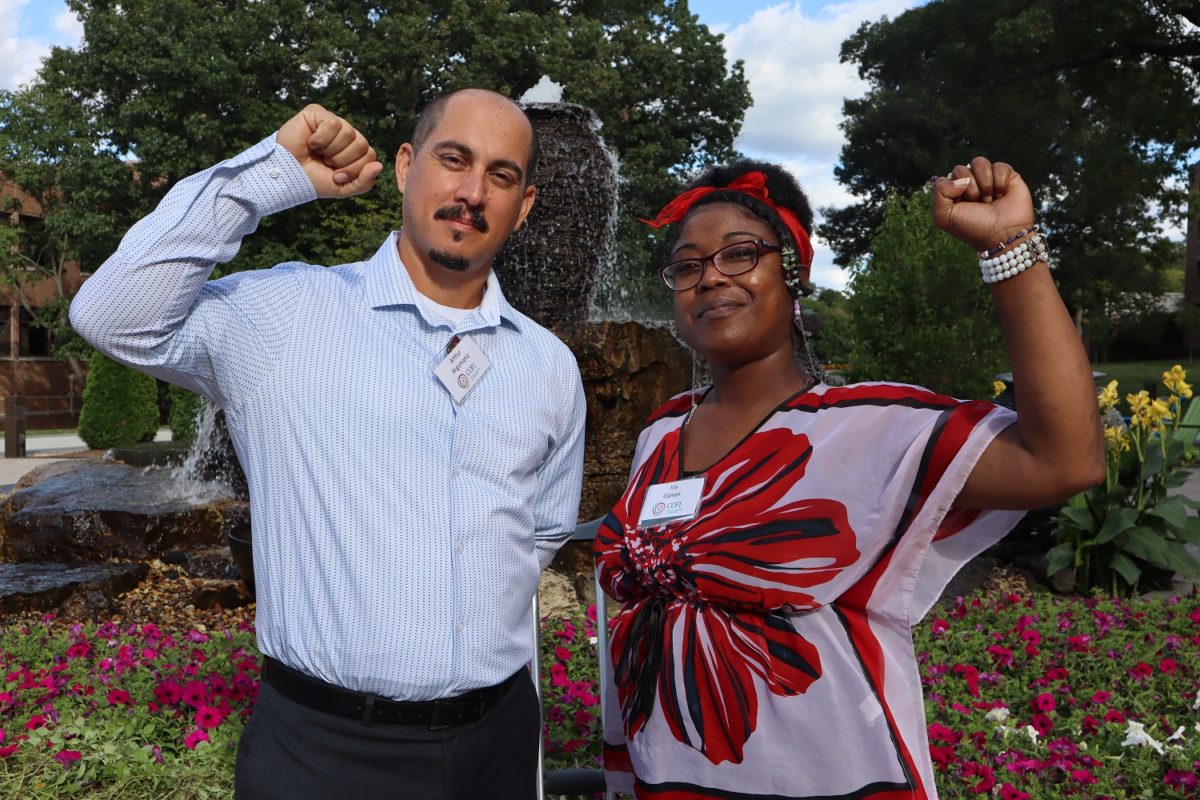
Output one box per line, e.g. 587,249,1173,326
222,134,319,217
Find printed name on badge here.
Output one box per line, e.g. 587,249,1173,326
637,476,706,528
433,335,491,404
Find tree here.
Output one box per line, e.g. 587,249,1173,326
77,352,160,448
845,189,1007,398
0,81,138,378
823,0,1200,337
24,0,748,313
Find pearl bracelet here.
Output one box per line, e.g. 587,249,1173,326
979,232,1049,284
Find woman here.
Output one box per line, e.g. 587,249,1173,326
594,157,1104,799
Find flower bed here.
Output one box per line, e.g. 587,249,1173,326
0,591,1196,798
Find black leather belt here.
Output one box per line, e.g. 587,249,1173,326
261,657,525,729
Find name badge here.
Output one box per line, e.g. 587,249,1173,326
434,335,491,404
637,476,706,528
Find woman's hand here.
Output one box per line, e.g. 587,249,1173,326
931,157,1034,254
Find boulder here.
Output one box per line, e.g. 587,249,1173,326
0,561,147,615
2,460,248,563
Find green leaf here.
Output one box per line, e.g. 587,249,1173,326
1045,542,1076,576
1057,505,1099,534
1110,552,1142,586
1161,540,1200,575
1094,507,1140,544
1145,497,1191,535
1118,526,1174,570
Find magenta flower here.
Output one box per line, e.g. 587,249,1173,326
1030,713,1053,735
1164,769,1199,791
181,680,209,708
931,618,950,636
183,729,210,750
1160,657,1179,675
1090,690,1111,704
1031,693,1056,713
154,679,184,706
554,646,572,662
54,750,82,767
962,761,996,794
195,704,226,730
999,784,1031,800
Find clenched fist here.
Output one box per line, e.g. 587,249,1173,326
931,157,1034,254
277,105,383,198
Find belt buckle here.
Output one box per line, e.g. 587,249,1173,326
428,693,485,731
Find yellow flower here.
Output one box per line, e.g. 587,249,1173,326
1162,365,1193,400
1127,389,1172,432
1104,425,1130,453
1097,380,1119,413
993,380,1007,399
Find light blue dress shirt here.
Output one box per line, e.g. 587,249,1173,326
70,136,587,700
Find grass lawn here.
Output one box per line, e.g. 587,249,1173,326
1093,359,1200,395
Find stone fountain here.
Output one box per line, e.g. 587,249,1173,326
0,93,689,616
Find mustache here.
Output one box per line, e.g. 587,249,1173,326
433,205,488,233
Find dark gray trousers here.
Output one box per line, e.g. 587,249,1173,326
234,671,540,800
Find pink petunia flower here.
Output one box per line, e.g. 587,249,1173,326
154,680,184,706
107,689,133,707
1164,769,1199,791
998,784,1031,800
195,704,226,730
183,729,210,750
1031,693,1056,713
54,750,81,767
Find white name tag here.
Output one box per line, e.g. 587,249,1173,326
434,335,491,404
637,477,706,528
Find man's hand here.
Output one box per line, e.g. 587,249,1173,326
931,156,1034,253
277,105,383,198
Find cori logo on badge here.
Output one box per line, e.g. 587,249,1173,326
637,476,706,528
457,374,469,389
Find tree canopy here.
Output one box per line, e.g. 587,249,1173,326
823,0,1200,334
2,0,749,316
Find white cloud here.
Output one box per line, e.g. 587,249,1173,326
0,0,50,91
0,0,83,92
717,0,921,289
53,8,83,42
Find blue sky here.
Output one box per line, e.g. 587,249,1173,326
2,0,924,289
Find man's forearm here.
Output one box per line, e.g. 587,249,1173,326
69,135,315,366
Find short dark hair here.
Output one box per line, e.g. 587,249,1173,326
411,88,541,184
667,159,814,254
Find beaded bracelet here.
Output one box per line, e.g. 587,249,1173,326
979,232,1049,284
979,224,1040,259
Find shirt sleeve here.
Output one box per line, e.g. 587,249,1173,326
69,135,317,407
532,360,587,570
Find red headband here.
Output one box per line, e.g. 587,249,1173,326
639,171,814,268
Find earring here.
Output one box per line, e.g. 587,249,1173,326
792,300,825,383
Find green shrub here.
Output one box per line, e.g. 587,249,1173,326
168,385,206,443
846,188,1007,398
76,353,160,448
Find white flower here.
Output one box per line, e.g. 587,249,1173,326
588,636,598,645
1167,725,1186,744
1023,725,1040,747
1121,721,1165,754
1193,691,1200,711
985,707,1010,723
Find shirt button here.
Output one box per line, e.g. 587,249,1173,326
268,167,281,179
452,467,462,477
456,543,465,554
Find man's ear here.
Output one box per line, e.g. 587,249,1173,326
395,143,414,192
514,184,537,231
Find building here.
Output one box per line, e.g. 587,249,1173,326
1,175,88,429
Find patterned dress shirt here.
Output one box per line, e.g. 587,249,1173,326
70,135,587,700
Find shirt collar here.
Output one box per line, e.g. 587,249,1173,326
363,231,522,331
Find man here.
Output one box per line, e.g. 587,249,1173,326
70,90,586,799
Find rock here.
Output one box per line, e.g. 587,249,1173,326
0,561,147,615
190,579,252,610
182,546,241,580
538,569,582,620
557,321,690,521
1,460,249,563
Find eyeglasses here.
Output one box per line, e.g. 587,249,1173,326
659,239,782,291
